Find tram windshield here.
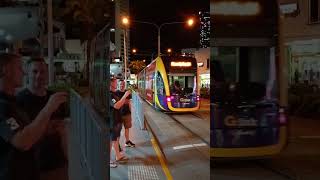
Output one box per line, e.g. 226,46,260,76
168,74,197,95
213,47,278,105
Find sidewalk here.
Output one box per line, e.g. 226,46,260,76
267,116,320,179
110,109,166,180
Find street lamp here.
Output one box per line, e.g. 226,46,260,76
122,17,129,25
167,48,172,53
131,17,195,56
132,48,137,53
122,16,129,88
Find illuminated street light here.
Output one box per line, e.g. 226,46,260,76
132,49,137,53
122,17,129,26
167,48,172,53
187,18,194,26
132,18,195,56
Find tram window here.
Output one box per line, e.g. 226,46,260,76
169,75,196,94
156,72,165,95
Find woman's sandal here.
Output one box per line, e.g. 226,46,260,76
116,155,129,162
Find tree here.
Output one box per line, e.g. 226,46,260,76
61,0,113,81
129,60,146,74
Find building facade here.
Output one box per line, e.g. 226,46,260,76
110,0,130,79
181,48,210,88
199,11,210,48
282,0,320,86
114,0,130,62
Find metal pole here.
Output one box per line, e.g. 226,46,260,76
158,28,160,57
124,29,127,88
278,11,288,107
47,0,54,85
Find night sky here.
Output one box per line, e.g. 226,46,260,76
130,0,209,59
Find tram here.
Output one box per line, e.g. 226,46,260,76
137,56,200,112
211,0,288,158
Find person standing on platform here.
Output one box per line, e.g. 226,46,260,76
109,78,130,168
117,80,135,149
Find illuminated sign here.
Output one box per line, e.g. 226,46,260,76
171,62,192,67
180,98,191,103
211,1,261,16
224,115,258,127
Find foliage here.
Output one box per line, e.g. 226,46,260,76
59,0,113,82
62,0,113,41
129,60,146,74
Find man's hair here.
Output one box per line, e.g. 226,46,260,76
0,53,21,77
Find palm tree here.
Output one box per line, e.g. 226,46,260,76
129,60,146,75
61,0,113,81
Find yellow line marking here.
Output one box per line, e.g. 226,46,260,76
151,138,173,180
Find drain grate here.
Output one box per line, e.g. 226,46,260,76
128,165,160,180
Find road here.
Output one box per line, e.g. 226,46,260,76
212,116,320,180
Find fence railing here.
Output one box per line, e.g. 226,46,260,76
131,91,146,130
69,89,108,180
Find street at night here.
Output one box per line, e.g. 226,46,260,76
212,116,320,180
2,0,320,180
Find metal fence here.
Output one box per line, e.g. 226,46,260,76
69,89,108,180
132,91,146,130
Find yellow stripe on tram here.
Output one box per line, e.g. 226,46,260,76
151,138,173,180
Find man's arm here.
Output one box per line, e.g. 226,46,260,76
11,92,67,151
113,91,131,110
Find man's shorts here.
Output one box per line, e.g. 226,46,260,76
122,114,132,129
110,122,122,141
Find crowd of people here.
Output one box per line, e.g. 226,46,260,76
0,53,68,180
0,52,137,180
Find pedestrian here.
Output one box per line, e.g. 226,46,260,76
116,80,135,148
16,57,68,180
0,53,67,180
109,78,130,168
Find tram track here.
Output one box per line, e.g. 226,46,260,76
254,160,298,180
166,112,210,145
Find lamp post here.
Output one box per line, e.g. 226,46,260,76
122,17,129,88
131,18,194,57
47,0,54,86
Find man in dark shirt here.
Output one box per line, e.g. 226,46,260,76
109,78,130,168
0,53,67,180
116,80,135,148
16,57,68,180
